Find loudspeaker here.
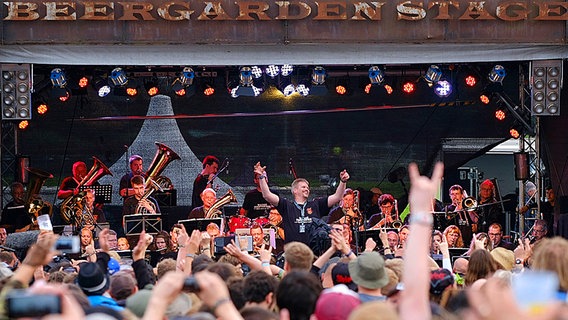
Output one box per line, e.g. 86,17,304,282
514,152,529,180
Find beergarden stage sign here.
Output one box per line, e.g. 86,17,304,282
1,1,567,45
3,0,568,21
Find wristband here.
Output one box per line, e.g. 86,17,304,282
186,253,196,258
261,261,270,267
259,174,267,180
344,250,354,257
409,213,433,226
340,179,348,183
178,244,185,248
211,297,232,314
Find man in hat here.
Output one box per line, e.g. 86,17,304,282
348,251,389,302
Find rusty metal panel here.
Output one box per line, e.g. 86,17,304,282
1,0,566,45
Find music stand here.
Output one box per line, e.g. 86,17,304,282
448,248,469,260
79,185,113,203
178,218,224,234
123,214,162,235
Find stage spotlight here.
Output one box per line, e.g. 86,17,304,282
180,67,195,86
50,68,68,88
109,67,128,87
402,81,415,94
236,67,256,96
265,65,279,78
488,65,506,83
92,78,111,97
510,127,520,139
296,79,310,96
281,64,294,77
434,80,452,97
202,81,215,96
278,76,295,97
251,66,263,79
227,80,240,98
368,66,384,85
424,65,442,85
384,84,393,94
495,108,506,121
335,79,351,95
310,67,328,96
465,75,477,87
37,102,48,115
18,120,29,130
126,87,138,97
59,90,71,102
144,79,159,96
78,76,89,88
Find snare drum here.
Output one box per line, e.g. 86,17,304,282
253,217,270,227
229,216,251,233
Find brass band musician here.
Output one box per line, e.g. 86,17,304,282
192,155,219,209
367,194,399,229
119,155,143,198
188,188,219,219
57,161,89,200
327,188,363,229
0,182,32,233
444,184,476,245
122,175,160,216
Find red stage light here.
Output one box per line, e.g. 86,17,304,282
364,84,372,94
126,88,138,96
59,92,70,102
495,110,506,121
336,85,347,95
78,77,89,88
402,82,415,94
204,87,215,96
510,128,520,139
147,87,159,96
37,103,48,115
384,85,393,95
18,120,29,130
480,94,490,104
175,88,186,96
465,75,476,87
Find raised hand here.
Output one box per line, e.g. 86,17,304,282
408,162,444,215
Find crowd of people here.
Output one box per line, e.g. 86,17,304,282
0,156,565,319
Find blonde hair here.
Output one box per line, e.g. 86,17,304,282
532,237,568,291
283,242,314,271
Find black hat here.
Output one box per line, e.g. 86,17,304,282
77,262,109,296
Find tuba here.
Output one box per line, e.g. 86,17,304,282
144,142,180,191
24,168,54,224
60,156,112,225
205,189,237,218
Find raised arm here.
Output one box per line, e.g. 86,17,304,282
327,170,349,207
399,162,443,320
254,162,279,206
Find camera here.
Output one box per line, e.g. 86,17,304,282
6,290,61,318
54,236,80,254
183,276,201,292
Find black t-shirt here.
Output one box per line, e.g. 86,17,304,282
192,174,208,209
241,189,275,219
188,206,206,219
277,197,328,245
119,172,135,197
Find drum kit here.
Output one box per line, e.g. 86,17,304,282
228,215,271,233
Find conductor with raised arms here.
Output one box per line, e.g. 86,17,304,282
253,161,350,245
